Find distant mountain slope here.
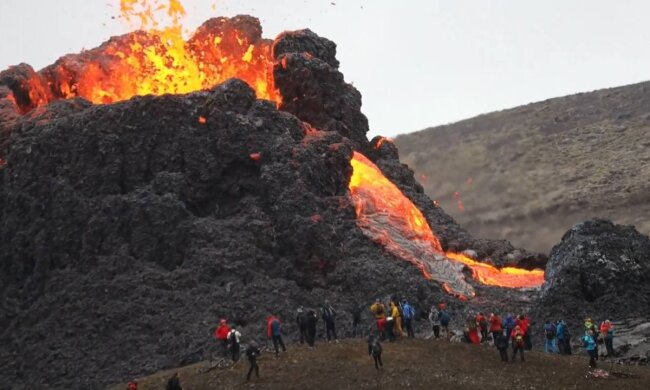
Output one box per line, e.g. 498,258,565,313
395,81,650,253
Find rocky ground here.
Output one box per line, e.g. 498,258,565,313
108,338,650,390
395,82,650,254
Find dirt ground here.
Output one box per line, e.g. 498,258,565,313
110,338,650,389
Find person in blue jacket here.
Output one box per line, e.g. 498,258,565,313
503,314,516,344
582,329,598,368
402,300,416,338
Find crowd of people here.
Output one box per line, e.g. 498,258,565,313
126,298,618,387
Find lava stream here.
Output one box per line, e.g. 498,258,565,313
348,151,544,297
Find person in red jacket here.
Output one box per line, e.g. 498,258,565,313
489,313,503,343
516,314,532,350
214,319,230,358
476,312,489,343
511,325,525,362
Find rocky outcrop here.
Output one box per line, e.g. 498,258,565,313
539,218,650,321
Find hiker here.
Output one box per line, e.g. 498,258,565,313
466,313,480,344
305,309,318,348
227,327,242,362
390,300,403,338
600,320,615,357
503,314,516,344
385,314,396,342
214,319,231,358
126,381,138,390
556,320,567,354
517,314,532,350
321,300,339,342
495,330,509,362
296,306,308,344
245,341,261,381
402,300,416,338
370,299,387,337
489,313,502,343
367,334,384,370
582,329,598,368
429,305,441,339
543,320,558,354
351,303,363,338
511,325,525,362
440,305,451,339
584,318,599,358
476,312,489,343
166,373,182,390
267,315,287,356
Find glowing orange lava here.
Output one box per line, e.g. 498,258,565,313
348,151,544,296
19,0,280,111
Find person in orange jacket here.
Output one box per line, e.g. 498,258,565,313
516,314,532,350
214,319,230,358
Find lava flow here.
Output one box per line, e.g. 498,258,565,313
348,151,544,297
10,0,280,113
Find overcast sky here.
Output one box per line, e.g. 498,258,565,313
2,0,650,137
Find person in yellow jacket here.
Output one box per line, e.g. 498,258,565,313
370,299,387,319
390,301,403,337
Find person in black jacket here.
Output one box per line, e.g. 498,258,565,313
245,341,261,381
166,373,182,390
321,300,339,342
495,331,509,362
296,306,308,344
351,303,363,338
305,309,318,348
367,334,383,369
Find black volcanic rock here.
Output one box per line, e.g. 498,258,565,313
539,218,650,320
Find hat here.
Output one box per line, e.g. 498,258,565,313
220,319,227,324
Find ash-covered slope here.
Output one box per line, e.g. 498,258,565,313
0,23,532,388
395,82,650,253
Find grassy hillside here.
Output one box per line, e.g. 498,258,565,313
110,338,650,389
395,81,650,253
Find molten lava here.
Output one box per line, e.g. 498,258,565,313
12,0,279,113
348,151,544,296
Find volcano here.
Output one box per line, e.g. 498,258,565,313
1,2,647,388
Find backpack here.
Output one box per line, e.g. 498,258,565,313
440,311,450,326
515,333,524,347
229,331,238,344
375,305,385,316
544,323,556,339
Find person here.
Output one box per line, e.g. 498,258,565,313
466,314,480,344
245,341,261,381
582,329,598,368
166,373,182,390
511,325,525,362
267,315,287,356
517,314,532,350
439,306,451,339
390,300,403,338
503,314,516,344
370,299,387,336
600,320,615,357
543,320,558,354
429,305,441,339
305,309,318,348
489,313,502,343
556,320,567,355
296,306,307,344
321,300,339,342
214,319,230,358
227,327,242,362
584,318,599,358
368,334,384,370
495,330,509,362
476,312,488,343
402,300,416,338
351,304,363,338
126,381,138,390
385,315,396,342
